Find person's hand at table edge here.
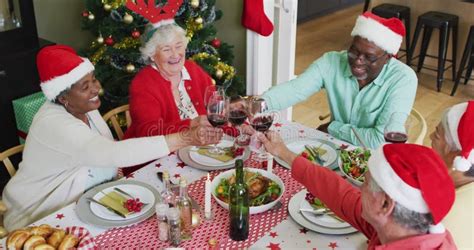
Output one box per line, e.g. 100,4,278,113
258,131,297,166
165,125,223,152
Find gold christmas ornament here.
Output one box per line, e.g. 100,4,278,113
103,4,112,11
88,13,95,21
123,13,134,24
195,17,203,25
125,63,135,73
190,0,199,8
215,69,223,79
98,88,104,96
97,35,104,44
211,79,216,85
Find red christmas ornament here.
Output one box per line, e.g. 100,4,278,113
82,10,89,17
211,38,221,48
131,30,141,39
105,36,115,46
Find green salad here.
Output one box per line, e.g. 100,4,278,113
340,148,371,182
215,171,282,206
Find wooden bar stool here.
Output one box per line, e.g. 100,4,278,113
372,4,411,60
408,11,458,92
451,25,474,96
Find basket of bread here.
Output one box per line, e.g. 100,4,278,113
6,224,95,250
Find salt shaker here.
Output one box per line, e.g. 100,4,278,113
155,203,169,242
167,207,181,246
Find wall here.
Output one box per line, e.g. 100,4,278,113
214,0,246,81
33,0,92,50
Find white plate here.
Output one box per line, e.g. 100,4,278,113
275,139,339,169
299,195,350,229
211,168,285,214
288,190,358,235
189,140,236,167
76,180,160,228
90,184,155,221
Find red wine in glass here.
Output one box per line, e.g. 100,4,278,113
384,132,408,143
251,116,273,132
229,110,247,126
207,114,227,127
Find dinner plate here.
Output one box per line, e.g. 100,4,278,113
299,195,350,229
90,184,155,221
76,180,160,228
288,189,358,235
275,139,339,169
178,138,250,171
188,140,236,167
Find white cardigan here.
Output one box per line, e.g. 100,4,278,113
2,101,170,230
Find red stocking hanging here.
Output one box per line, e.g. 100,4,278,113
241,0,274,36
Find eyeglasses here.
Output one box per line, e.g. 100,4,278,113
347,48,387,64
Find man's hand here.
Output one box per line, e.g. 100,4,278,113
258,131,297,166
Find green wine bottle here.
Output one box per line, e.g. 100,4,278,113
229,159,249,241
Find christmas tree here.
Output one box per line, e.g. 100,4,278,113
80,0,244,111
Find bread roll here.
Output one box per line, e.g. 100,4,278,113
6,230,31,250
29,225,53,238
33,243,55,250
46,229,66,248
23,235,46,250
58,234,79,250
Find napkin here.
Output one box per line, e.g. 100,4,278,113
197,147,234,162
99,191,130,216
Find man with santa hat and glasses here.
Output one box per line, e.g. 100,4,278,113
259,131,457,249
260,12,417,149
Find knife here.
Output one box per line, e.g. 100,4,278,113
87,197,127,218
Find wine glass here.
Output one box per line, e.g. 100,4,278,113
248,97,274,160
384,112,411,143
204,85,225,108
229,96,250,146
206,92,229,154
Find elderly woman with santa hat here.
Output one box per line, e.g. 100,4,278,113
260,130,457,249
123,0,216,141
1,45,223,231
430,101,474,248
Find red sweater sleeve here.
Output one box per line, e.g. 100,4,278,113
291,156,375,238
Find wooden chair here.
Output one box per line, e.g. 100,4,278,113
102,104,131,140
317,108,427,145
0,144,24,238
0,144,24,178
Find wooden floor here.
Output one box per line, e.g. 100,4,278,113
292,4,474,146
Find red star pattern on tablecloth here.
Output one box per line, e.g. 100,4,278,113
168,151,175,156
55,213,64,219
274,123,283,127
299,129,305,133
176,162,186,168
174,173,181,179
299,227,308,234
328,242,338,249
339,144,349,149
155,163,162,168
266,243,281,250
307,240,311,243
125,173,135,179
269,232,278,238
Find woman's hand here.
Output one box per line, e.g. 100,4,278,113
165,124,223,152
185,124,223,146
190,115,211,128
258,131,297,166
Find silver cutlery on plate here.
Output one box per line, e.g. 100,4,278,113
86,197,127,218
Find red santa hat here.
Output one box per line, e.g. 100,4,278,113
368,144,455,234
351,11,405,55
37,45,94,101
444,101,474,172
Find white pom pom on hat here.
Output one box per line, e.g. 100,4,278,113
447,101,474,172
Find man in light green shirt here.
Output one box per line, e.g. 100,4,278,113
262,12,417,149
